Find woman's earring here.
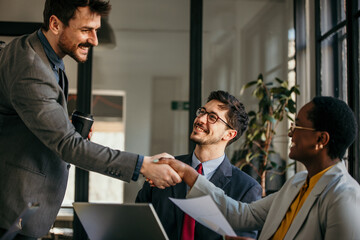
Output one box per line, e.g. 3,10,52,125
315,144,323,150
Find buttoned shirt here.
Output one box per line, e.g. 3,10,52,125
37,29,64,82
191,152,225,180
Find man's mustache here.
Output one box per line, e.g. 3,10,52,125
79,42,93,48
194,123,208,133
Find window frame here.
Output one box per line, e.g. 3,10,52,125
314,0,360,181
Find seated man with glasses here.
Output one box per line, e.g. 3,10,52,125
136,90,262,240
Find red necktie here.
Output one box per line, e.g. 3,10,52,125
181,163,203,240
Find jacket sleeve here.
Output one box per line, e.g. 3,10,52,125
236,182,262,238
9,49,138,182
322,180,360,240
188,175,274,231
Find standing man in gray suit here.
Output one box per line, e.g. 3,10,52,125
0,0,180,239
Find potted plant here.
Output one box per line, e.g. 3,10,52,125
231,74,300,196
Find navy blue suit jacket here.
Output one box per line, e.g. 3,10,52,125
136,154,262,240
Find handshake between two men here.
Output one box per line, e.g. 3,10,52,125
141,154,198,189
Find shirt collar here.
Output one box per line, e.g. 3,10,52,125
37,29,65,72
308,164,335,188
191,152,225,177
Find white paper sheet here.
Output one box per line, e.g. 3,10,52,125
169,195,236,237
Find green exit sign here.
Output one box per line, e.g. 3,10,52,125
171,101,189,110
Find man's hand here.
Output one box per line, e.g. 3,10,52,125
158,158,199,188
87,125,94,140
141,153,182,189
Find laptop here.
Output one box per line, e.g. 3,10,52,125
73,202,169,240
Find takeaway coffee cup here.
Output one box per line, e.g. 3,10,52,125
71,110,94,139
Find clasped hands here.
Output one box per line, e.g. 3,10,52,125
140,153,198,189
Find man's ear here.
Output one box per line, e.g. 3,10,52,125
48,15,62,35
223,129,237,142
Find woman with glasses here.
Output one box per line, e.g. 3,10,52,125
161,96,360,240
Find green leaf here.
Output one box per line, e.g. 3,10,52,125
270,161,278,168
269,174,276,181
265,165,273,171
287,100,297,113
280,81,288,88
270,87,286,95
287,114,295,122
239,162,248,170
291,85,301,95
240,81,258,95
255,89,264,99
260,132,267,142
275,77,284,84
245,152,252,162
259,148,268,156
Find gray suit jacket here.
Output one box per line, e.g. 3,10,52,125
188,161,360,239
0,31,139,237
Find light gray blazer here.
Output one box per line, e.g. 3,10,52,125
188,161,360,239
0,31,139,237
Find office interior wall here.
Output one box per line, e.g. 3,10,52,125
91,0,191,202
202,0,295,170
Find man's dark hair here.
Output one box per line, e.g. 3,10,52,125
207,90,249,146
308,96,357,160
42,0,111,31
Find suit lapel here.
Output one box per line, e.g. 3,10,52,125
284,192,318,240
209,155,231,189
28,31,68,100
260,173,307,240
28,32,53,74
284,162,344,240
58,69,69,100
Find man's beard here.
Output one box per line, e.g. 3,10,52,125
190,135,222,145
58,33,91,63
190,126,223,146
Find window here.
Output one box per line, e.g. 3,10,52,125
314,0,360,181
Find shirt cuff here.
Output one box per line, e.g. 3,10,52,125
131,155,144,181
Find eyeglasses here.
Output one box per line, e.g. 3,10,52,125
196,107,233,129
289,122,316,134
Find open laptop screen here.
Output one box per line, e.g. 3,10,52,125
73,202,168,240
